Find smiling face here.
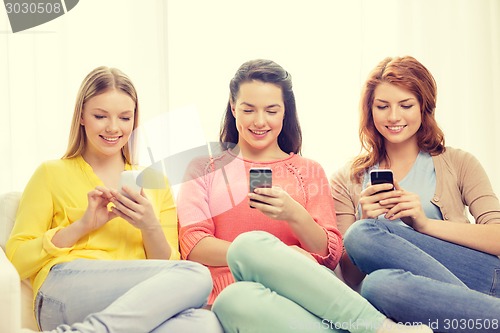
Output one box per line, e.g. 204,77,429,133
372,82,422,151
80,89,135,161
231,80,285,160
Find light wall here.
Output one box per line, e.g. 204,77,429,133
1,0,499,197
165,0,500,192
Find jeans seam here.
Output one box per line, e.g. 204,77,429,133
490,268,500,296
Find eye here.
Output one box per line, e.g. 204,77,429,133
266,110,278,115
401,105,413,110
94,115,106,119
375,105,388,110
243,109,253,113
120,117,132,121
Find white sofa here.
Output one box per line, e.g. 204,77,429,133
0,192,39,332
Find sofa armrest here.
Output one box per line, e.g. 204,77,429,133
0,247,22,333
0,191,22,249
0,191,39,331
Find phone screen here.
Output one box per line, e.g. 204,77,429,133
369,169,394,193
249,168,272,193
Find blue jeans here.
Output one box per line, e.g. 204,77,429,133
212,231,387,333
344,219,500,333
35,259,223,333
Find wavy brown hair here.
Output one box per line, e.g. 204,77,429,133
351,56,445,182
219,59,302,154
62,66,139,164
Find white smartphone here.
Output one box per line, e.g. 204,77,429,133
119,170,142,197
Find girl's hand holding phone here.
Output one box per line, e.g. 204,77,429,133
359,184,401,219
359,169,399,219
249,186,306,222
379,183,430,231
110,187,161,231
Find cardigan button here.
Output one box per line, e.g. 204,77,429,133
433,196,440,202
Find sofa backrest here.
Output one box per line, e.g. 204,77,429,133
0,192,22,251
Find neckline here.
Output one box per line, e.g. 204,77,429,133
374,151,426,184
75,155,133,187
226,149,295,164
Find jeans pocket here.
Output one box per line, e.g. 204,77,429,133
490,268,500,297
36,291,66,330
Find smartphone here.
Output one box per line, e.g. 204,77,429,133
369,169,394,194
249,167,272,207
119,170,142,197
249,167,273,193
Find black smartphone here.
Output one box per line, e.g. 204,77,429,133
249,167,272,193
249,167,272,207
369,169,394,194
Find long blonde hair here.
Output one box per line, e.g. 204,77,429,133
351,56,445,182
62,66,139,164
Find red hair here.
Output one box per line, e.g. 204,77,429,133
351,56,445,182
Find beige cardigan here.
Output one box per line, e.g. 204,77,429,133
330,147,500,237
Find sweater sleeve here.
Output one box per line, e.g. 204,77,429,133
453,149,500,225
302,160,343,270
6,163,73,280
330,163,362,235
177,159,216,259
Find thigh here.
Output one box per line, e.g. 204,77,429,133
227,231,386,328
36,259,180,330
213,281,343,333
380,221,500,296
344,219,466,286
362,269,500,333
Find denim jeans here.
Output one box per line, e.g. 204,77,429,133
344,219,500,333
212,231,387,333
35,259,223,333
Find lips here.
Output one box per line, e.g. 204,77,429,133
386,125,406,133
100,135,122,143
250,129,270,136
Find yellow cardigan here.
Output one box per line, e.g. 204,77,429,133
6,155,180,301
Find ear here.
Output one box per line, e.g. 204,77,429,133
230,102,236,117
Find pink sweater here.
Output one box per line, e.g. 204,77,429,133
177,150,343,304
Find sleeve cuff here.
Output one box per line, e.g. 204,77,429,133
179,229,212,259
311,227,343,270
43,227,75,256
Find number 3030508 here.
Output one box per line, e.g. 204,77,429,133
443,319,498,330
5,2,62,14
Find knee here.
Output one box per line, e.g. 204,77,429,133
343,219,380,256
212,281,269,331
227,231,277,269
186,260,212,286
176,259,211,280
361,269,407,308
170,260,213,300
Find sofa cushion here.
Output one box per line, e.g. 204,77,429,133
0,192,22,250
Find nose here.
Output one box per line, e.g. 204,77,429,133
106,118,119,133
253,111,266,127
387,106,401,122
